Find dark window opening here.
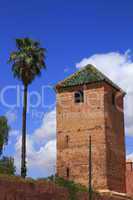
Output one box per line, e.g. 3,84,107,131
66,167,70,178
112,93,115,106
66,135,69,146
75,90,84,103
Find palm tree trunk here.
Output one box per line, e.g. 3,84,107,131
21,85,28,178
89,135,92,200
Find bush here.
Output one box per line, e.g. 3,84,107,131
0,156,16,175
47,176,88,200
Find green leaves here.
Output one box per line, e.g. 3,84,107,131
0,116,10,156
47,176,88,200
9,38,46,86
0,156,16,175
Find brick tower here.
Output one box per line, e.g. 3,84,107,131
55,65,126,193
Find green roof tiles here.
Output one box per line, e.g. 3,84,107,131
55,64,125,94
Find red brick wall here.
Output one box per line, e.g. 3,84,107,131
104,83,126,193
0,178,131,200
56,83,108,189
0,178,69,200
56,82,126,193
126,162,133,195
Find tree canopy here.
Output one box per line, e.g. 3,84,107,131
0,116,10,156
0,156,16,175
9,38,46,86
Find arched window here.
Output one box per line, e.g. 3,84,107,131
74,90,84,103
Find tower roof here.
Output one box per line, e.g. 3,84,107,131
55,64,125,94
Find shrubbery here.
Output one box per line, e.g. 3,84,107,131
46,175,88,200
0,156,16,175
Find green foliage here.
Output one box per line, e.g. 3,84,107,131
8,38,46,86
0,174,36,184
0,156,16,175
47,176,88,200
0,116,10,156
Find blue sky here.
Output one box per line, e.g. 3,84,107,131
0,0,133,177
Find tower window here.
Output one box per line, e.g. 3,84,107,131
74,90,84,103
66,135,69,147
112,93,115,106
66,167,70,178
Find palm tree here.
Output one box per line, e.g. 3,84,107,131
89,135,92,200
0,116,10,156
9,38,46,178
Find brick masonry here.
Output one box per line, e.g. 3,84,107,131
126,162,133,195
0,178,69,200
56,81,126,193
0,178,132,200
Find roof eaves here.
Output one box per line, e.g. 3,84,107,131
54,64,126,95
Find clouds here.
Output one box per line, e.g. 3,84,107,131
33,109,56,144
14,109,56,178
6,109,17,124
76,51,133,136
